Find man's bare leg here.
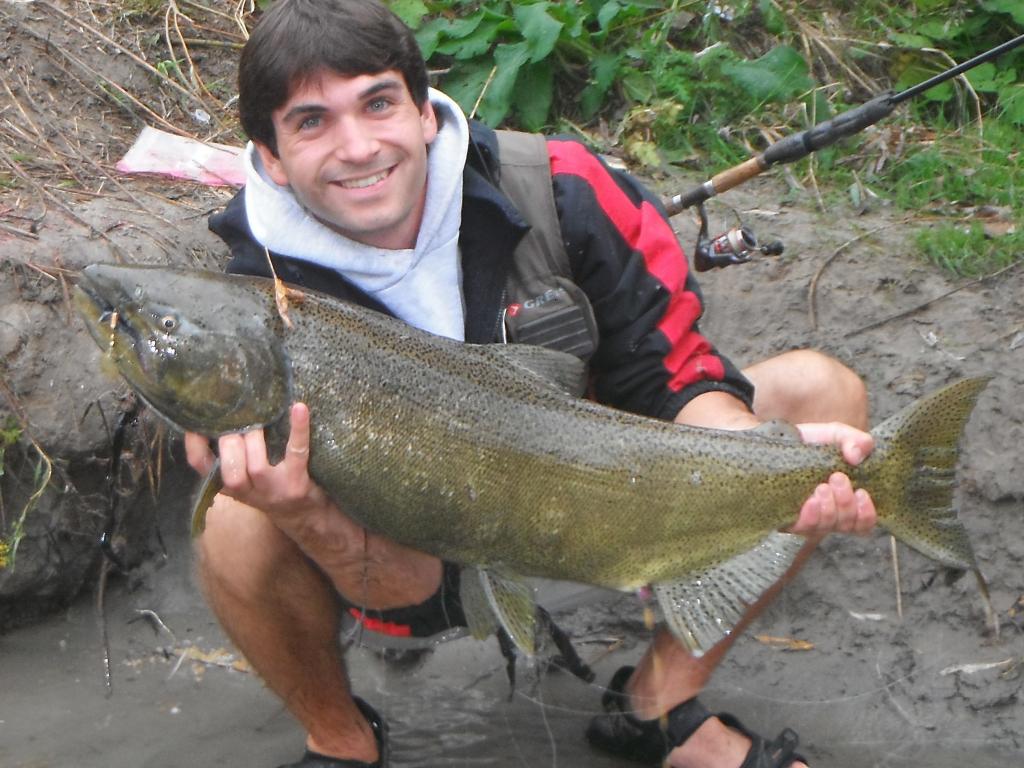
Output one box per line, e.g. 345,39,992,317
625,349,869,768
745,349,869,430
197,494,443,763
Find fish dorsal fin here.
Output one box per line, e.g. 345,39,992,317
487,344,588,397
191,458,224,536
460,567,539,656
750,419,802,441
653,531,805,656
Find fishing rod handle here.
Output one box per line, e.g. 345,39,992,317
761,92,897,166
664,157,762,216
663,95,895,215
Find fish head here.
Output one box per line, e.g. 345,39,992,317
73,264,291,436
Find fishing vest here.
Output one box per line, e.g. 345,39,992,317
494,130,599,361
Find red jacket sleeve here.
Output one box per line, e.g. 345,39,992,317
547,138,753,420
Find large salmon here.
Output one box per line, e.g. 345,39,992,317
73,264,991,654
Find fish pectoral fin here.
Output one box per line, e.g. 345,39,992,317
488,344,588,397
460,567,539,656
190,458,224,537
459,566,500,640
654,531,805,656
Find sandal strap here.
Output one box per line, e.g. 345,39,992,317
589,666,807,767
719,712,806,768
594,666,714,760
664,696,714,749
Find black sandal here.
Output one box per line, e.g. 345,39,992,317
277,697,389,768
586,666,806,767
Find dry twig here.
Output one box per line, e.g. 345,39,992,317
808,221,902,330
845,259,1024,337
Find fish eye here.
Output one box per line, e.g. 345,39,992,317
160,315,178,331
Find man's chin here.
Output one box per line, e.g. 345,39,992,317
312,209,414,250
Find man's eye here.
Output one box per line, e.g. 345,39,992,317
368,98,391,113
299,115,321,130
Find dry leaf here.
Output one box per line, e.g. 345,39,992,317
754,634,814,652
982,219,1017,238
273,275,304,330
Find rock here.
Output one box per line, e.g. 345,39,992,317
0,195,229,631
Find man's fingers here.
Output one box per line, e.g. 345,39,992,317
829,472,857,531
218,433,250,490
184,432,215,475
796,422,874,466
243,428,271,475
284,403,312,474
854,488,877,535
790,473,877,535
815,482,837,529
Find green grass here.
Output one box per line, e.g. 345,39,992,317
915,223,1023,277
835,117,1023,275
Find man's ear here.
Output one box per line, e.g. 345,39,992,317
254,141,290,186
421,100,439,146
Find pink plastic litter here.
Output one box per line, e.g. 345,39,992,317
116,126,246,187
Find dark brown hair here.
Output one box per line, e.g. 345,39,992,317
238,0,429,155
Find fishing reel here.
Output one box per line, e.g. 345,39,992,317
692,203,784,272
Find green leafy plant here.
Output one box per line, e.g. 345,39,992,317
0,418,22,570
0,419,53,573
853,0,1024,124
396,0,826,170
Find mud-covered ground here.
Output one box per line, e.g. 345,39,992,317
2,2,1023,766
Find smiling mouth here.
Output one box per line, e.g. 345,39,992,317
337,167,392,189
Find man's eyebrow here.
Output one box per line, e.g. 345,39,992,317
280,103,327,125
359,78,404,99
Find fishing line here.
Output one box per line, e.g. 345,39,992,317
523,676,559,768
705,629,1005,708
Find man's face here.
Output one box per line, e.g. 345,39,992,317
256,69,438,250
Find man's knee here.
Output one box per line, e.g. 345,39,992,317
745,349,868,429
196,495,303,589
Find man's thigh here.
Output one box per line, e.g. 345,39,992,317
742,349,868,428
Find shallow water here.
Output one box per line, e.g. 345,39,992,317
3,567,1021,768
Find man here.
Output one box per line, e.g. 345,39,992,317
186,1,876,767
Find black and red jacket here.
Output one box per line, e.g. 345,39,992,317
208,120,753,422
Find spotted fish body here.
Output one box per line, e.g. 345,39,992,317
73,264,989,652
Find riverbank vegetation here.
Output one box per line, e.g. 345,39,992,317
397,0,1023,275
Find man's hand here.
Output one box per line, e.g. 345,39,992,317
184,403,331,520
787,422,876,536
674,390,877,537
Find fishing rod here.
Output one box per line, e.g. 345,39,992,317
668,32,1024,271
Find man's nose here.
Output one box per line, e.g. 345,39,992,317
331,117,380,163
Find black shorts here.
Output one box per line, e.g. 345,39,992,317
339,560,467,641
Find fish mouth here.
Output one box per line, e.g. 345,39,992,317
72,268,140,350
72,274,115,339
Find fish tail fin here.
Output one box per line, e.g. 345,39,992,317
868,376,991,571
